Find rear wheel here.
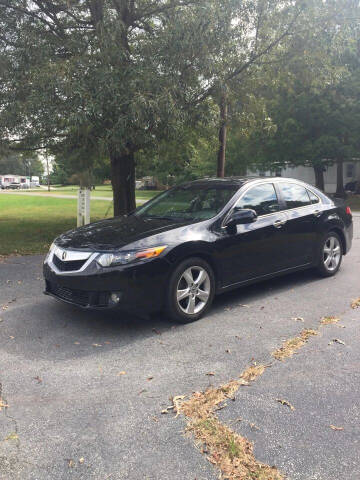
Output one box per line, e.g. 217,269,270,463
317,231,342,277
165,257,215,323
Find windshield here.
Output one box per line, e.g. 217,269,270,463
135,184,239,221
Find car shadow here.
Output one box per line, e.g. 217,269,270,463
0,266,337,363
210,267,326,312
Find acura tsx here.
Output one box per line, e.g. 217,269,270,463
44,177,353,323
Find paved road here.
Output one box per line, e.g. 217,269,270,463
0,219,359,480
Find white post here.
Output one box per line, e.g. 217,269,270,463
77,188,91,227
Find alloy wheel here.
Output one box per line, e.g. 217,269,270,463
323,236,341,271
176,266,211,315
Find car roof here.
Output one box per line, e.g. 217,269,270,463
183,176,264,188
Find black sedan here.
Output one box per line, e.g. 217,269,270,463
44,177,353,323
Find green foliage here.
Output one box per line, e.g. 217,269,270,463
0,151,43,176
0,0,359,199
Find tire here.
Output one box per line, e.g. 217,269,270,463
316,231,343,277
165,257,215,323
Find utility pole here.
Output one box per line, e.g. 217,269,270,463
45,152,50,191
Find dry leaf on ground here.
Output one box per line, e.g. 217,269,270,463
276,399,295,411
351,298,360,309
321,316,340,325
329,338,345,345
330,425,344,431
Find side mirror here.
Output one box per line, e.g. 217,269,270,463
225,208,257,229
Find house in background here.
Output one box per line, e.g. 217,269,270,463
0,174,40,187
248,160,360,193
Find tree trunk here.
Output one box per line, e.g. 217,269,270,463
336,159,346,198
217,94,228,178
313,164,325,191
356,166,360,194
110,152,136,216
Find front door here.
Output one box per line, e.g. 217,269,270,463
215,182,289,287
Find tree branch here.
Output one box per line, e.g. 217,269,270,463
193,7,304,105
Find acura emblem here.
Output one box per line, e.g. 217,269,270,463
62,251,67,261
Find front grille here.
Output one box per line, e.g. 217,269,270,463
46,281,110,307
53,254,87,272
47,281,91,306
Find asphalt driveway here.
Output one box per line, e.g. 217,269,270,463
0,217,359,480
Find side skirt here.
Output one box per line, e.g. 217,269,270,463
217,263,314,295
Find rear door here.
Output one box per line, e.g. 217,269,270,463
275,182,320,267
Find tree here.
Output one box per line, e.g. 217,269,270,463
0,150,43,177
225,1,360,191
0,0,320,216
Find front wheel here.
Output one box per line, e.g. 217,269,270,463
316,231,343,277
165,257,215,323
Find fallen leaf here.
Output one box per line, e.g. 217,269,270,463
74,341,80,345
249,423,260,430
330,425,344,431
161,395,186,417
117,371,126,376
104,341,111,345
351,297,360,309
238,304,250,308
276,399,295,411
292,317,304,322
5,432,18,441
0,399,8,410
329,338,345,345
321,316,340,325
147,376,154,381
34,376,42,384
9,336,15,340
79,457,84,464
92,343,102,347
68,459,75,468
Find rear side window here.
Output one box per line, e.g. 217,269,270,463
278,183,311,209
307,189,320,204
236,183,280,216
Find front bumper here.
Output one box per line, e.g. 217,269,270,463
43,255,171,314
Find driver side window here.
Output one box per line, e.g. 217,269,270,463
236,183,280,216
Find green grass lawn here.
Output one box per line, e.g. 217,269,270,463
23,186,160,202
0,191,157,256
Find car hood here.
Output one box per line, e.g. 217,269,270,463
55,215,191,251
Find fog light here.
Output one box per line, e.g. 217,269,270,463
110,292,121,304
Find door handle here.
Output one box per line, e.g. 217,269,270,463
313,209,322,218
273,219,287,228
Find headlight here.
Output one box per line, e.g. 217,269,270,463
97,246,167,267
44,242,56,263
